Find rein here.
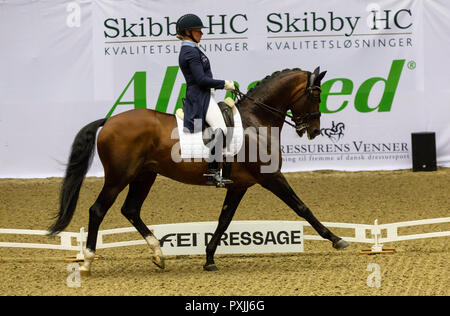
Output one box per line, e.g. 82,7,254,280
233,87,321,132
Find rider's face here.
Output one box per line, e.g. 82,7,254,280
189,28,203,42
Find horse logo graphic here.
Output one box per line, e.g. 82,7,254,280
321,121,345,142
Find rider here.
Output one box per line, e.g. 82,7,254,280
176,13,235,187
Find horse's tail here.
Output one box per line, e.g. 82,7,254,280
48,118,107,236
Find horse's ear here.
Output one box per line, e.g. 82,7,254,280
313,67,320,76
315,71,327,85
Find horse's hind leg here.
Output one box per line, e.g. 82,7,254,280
80,183,124,276
120,172,165,269
259,172,349,250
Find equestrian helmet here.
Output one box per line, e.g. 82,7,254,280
176,14,206,36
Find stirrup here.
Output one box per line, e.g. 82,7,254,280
204,170,233,188
214,176,233,188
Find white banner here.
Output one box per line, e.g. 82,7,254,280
147,221,304,256
1,0,449,177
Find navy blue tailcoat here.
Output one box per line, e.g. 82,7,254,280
178,44,225,132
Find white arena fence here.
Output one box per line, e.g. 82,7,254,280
0,218,449,260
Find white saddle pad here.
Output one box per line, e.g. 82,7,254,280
175,107,244,159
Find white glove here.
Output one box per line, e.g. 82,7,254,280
224,80,236,91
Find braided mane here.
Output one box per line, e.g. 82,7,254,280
236,68,304,106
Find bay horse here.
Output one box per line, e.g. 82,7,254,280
48,67,349,274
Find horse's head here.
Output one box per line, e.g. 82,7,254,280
236,68,326,140
290,67,326,140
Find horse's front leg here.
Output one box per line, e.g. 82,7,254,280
259,172,349,249
204,186,248,271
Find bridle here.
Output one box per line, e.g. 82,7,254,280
233,83,322,133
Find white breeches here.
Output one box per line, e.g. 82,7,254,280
206,90,227,136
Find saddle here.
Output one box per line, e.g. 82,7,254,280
174,98,243,162
175,97,237,147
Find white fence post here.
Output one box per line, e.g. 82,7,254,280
371,219,384,252
75,227,86,260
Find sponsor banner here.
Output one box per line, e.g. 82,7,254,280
0,0,449,177
150,221,303,255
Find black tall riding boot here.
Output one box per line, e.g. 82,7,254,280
204,129,233,188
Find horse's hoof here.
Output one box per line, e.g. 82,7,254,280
333,239,349,250
152,256,165,270
203,264,219,271
80,269,91,277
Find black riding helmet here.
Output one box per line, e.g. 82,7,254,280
176,14,206,42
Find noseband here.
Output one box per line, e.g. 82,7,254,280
233,86,321,133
